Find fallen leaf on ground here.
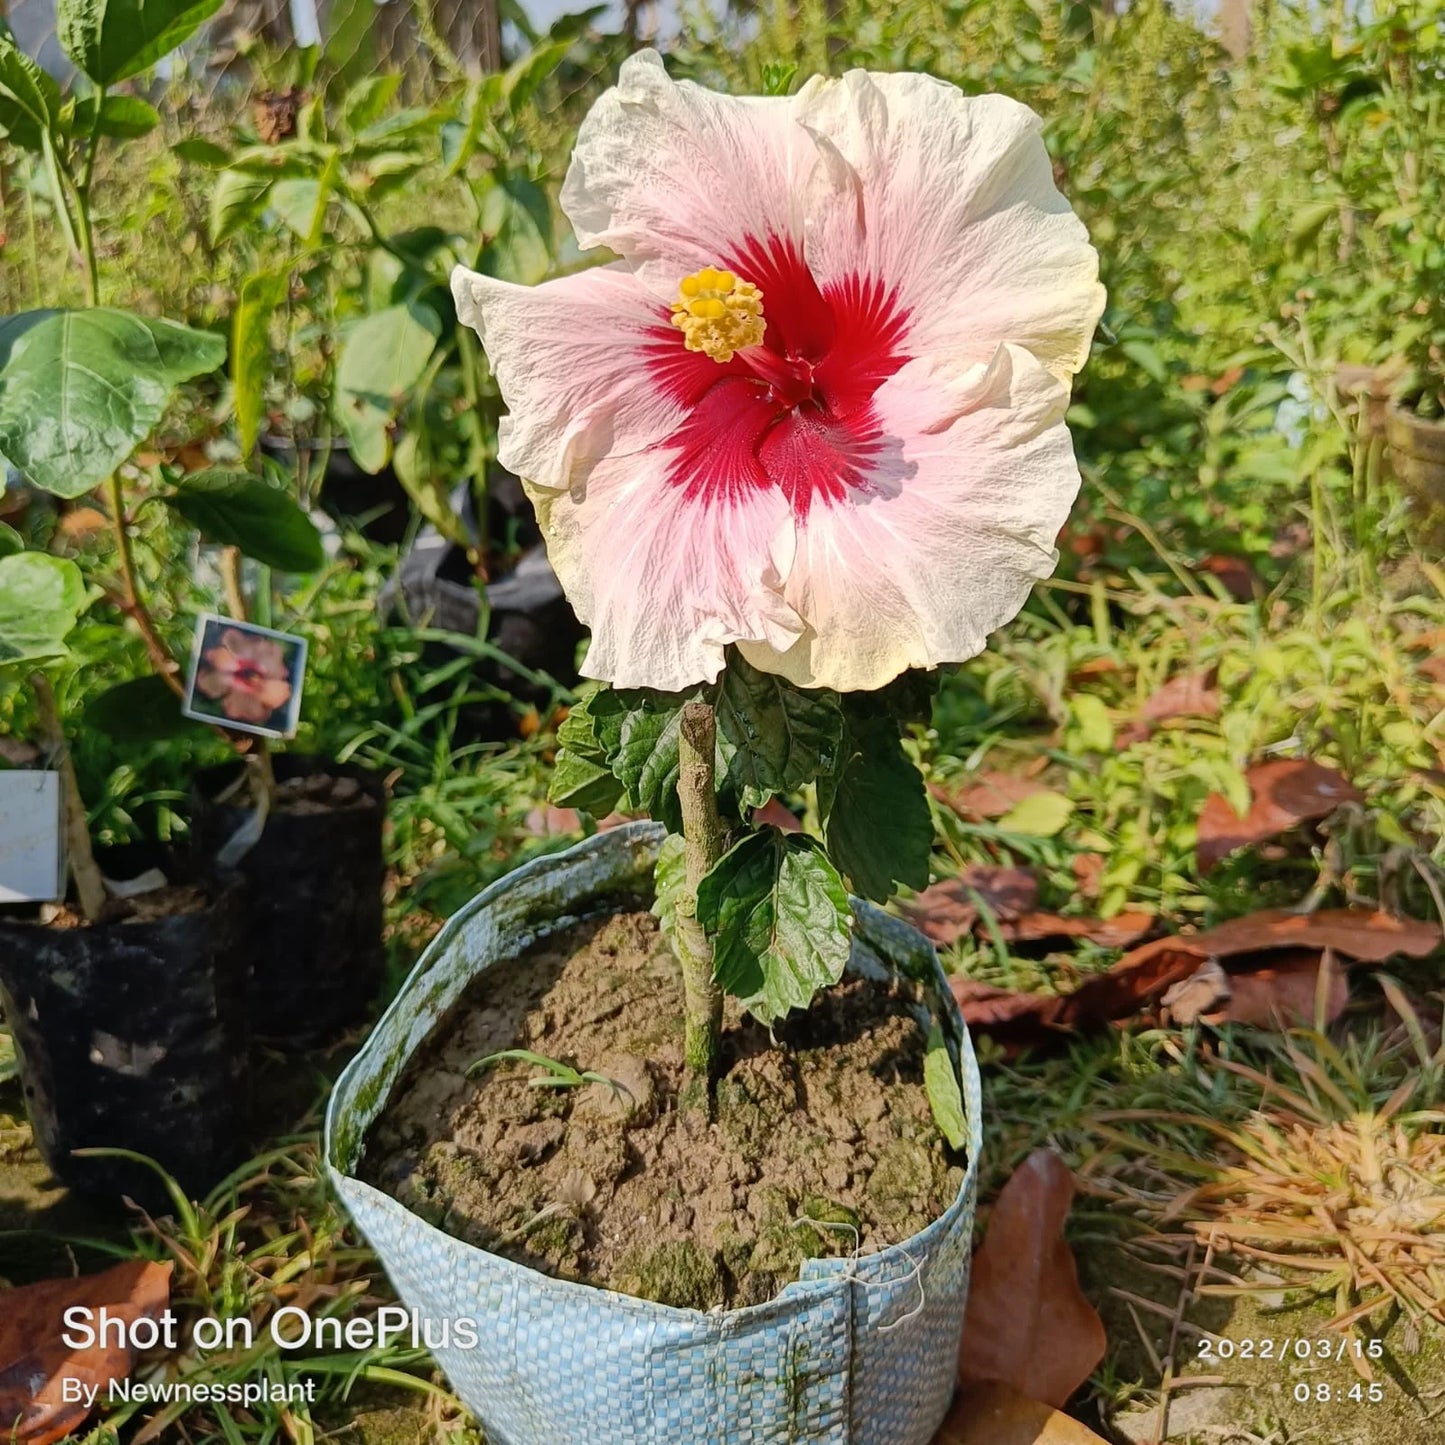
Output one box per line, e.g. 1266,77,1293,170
959,1149,1106,1409
1117,667,1220,746
1163,949,1348,1028
1197,553,1258,600
908,868,1040,946
933,773,1048,820
1070,853,1105,899
1197,759,1364,873
0,1259,172,1445
1004,910,1155,949
935,1382,1110,1445
950,906,1438,1048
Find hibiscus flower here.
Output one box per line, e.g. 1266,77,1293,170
194,627,294,726
452,52,1104,693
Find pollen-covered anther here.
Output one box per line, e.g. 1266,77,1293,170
670,266,765,363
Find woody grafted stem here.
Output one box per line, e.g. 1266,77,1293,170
674,700,726,1093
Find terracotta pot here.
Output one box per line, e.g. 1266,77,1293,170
1385,398,1445,515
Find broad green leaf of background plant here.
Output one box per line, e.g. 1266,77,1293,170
165,469,324,572
474,176,552,285
85,673,202,740
0,552,86,663
0,310,224,498
332,302,442,472
923,1024,967,1151
996,789,1075,838
716,653,843,807
209,168,275,245
817,712,932,902
0,18,61,151
0,523,21,557
232,268,289,456
58,0,225,85
64,93,161,138
697,830,852,1024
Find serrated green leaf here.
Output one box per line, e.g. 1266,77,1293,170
696,830,852,1023
0,18,61,151
233,268,288,457
716,653,843,807
0,552,86,664
818,713,931,902
166,469,324,571
0,310,224,497
86,673,202,740
650,832,687,938
923,1024,966,1151
996,788,1074,837
332,301,442,472
59,0,224,84
548,750,624,816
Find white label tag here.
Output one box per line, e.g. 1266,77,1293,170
0,771,64,903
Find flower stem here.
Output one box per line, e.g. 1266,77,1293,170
32,672,106,923
674,700,726,1099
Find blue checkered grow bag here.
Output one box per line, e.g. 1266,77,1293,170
326,822,982,1445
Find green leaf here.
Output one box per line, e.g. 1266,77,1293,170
650,833,686,938
716,652,843,807
996,789,1074,837
609,693,691,833
85,673,201,740
1068,693,1114,753
173,136,230,166
0,522,21,558
696,830,852,1024
0,552,86,664
66,93,160,138
165,469,324,572
0,310,225,498
502,36,572,115
923,1024,967,1151
548,750,624,816
475,175,552,285
817,713,931,902
332,302,442,472
342,73,400,132
209,168,274,245
58,0,225,84
232,269,288,457
0,18,61,151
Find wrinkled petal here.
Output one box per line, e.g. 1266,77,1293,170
559,49,823,296
529,450,801,691
797,71,1105,383
737,344,1080,691
452,262,683,493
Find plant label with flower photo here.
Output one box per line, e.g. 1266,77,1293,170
181,614,308,739
0,771,64,903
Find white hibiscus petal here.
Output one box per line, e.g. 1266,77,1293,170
798,70,1106,384
529,453,802,692
451,261,681,493
739,344,1080,691
559,49,822,295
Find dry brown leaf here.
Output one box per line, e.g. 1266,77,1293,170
935,1382,1110,1445
1163,949,1348,1028
1070,853,1105,899
0,1259,172,1445
1117,667,1220,746
1187,906,1440,963
959,1149,1106,1409
907,868,1040,946
1004,910,1155,949
1197,553,1258,600
933,773,1047,820
1197,759,1364,873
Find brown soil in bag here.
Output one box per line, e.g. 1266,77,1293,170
362,910,964,1311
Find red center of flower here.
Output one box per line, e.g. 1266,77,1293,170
645,235,910,520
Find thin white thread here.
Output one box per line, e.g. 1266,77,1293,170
788,1218,927,1331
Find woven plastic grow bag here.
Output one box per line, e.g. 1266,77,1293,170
326,821,982,1445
